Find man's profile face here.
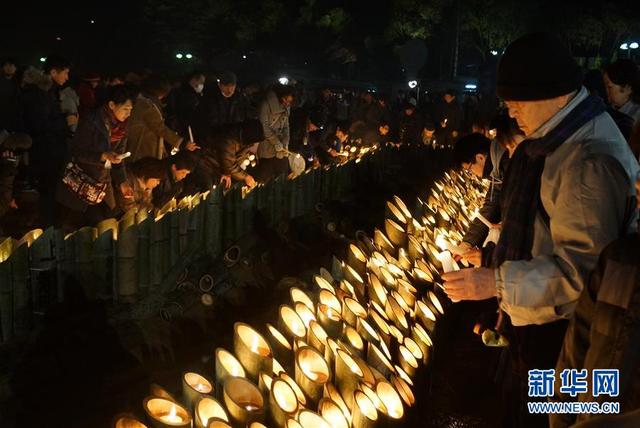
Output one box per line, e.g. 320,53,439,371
50,68,70,86
461,153,486,178
219,82,236,98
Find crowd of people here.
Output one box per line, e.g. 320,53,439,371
0,53,499,233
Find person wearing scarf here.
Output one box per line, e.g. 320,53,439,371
442,33,639,428
55,85,135,231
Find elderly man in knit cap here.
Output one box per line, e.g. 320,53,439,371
442,32,639,427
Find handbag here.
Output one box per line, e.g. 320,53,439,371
61,161,108,205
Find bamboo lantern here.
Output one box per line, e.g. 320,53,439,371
116,214,138,300
258,372,273,397
195,396,229,428
234,323,273,380
352,391,378,428
411,324,433,365
150,384,176,402
297,410,331,428
373,229,395,255
384,219,407,248
266,323,293,369
248,422,267,428
356,318,380,345
329,257,343,283
341,326,365,358
338,279,356,298
319,267,335,287
214,348,246,397
347,244,367,278
113,414,148,428
294,346,330,404
323,383,351,423
290,287,314,311
368,309,392,351
360,383,386,416
398,345,419,378
323,338,342,370
307,320,329,355
385,295,409,334
393,363,414,387
279,372,308,407
403,337,424,363
269,378,298,428
378,266,396,290
143,397,191,428
272,358,286,376
427,291,445,316
375,381,405,422
397,248,412,271
223,377,265,426
318,398,349,428
343,265,366,301
279,305,307,341
182,372,213,410
355,230,376,256
342,297,366,327
392,196,412,222
385,201,407,226
294,302,316,328
316,301,342,339
368,274,388,309
396,279,417,308
335,349,365,409
367,342,395,378
390,375,415,408
391,291,413,315
285,419,303,428
415,300,436,333
313,275,335,294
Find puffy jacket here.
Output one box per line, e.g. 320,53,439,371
257,91,290,159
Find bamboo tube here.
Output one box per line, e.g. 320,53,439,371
294,302,316,329
426,291,445,316
318,398,349,428
113,414,148,428
340,326,365,358
342,297,366,327
222,377,265,427
206,419,231,428
415,300,437,333
307,320,329,355
214,348,246,398
289,287,314,311
269,378,298,428
398,345,419,378
366,342,395,378
335,349,365,409
403,337,424,363
266,323,293,370
294,346,330,404
343,265,365,301
117,217,138,300
279,305,307,341
0,238,13,342
356,318,381,346
323,383,351,424
195,396,229,428
313,275,335,294
150,383,176,402
368,273,388,309
136,217,151,293
385,295,409,334
9,243,29,337
316,303,342,339
373,229,395,255
182,372,213,411
397,249,412,271
375,381,405,422
390,375,415,408
411,324,433,365
385,201,407,225
143,397,191,428
347,244,367,278
339,279,356,299
234,323,273,380
205,186,223,258
279,372,307,407
384,219,407,248
352,390,378,428
392,195,412,221
297,410,331,428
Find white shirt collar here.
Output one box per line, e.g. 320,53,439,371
527,86,589,139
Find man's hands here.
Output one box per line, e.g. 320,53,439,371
184,141,200,151
220,175,232,190
120,182,134,199
244,175,257,188
441,268,497,301
102,152,123,164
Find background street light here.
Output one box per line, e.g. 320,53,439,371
175,53,183,59
408,80,418,89
278,76,289,85
490,50,498,56
185,53,193,59
630,42,639,49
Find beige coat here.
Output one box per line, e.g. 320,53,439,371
127,95,183,160
496,87,640,326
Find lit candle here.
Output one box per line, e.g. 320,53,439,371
161,405,183,424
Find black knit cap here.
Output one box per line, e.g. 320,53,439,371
497,32,582,101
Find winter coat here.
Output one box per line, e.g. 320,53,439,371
166,84,202,137
76,81,97,118
0,74,21,131
193,88,248,140
217,133,253,182
495,87,640,327
55,108,127,212
258,91,290,159
127,94,182,161
152,166,183,209
117,174,154,213
397,111,423,145
550,234,640,427
463,140,507,247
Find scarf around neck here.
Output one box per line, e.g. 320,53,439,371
104,105,128,143
492,94,606,268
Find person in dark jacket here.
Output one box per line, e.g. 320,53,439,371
152,151,196,209
0,131,31,226
216,118,264,189
432,89,463,147
550,234,640,428
316,121,350,165
76,72,101,119
55,85,135,231
20,56,72,221
397,99,423,145
116,157,165,214
166,71,205,138
193,71,248,141
0,57,21,131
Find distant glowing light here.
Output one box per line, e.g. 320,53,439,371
630,42,639,49
39,57,46,63
408,80,418,89
185,53,193,59
242,54,247,59
90,20,95,24
176,53,183,59
278,76,289,85
56,37,62,41
620,43,629,50
490,50,498,56
465,83,477,90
